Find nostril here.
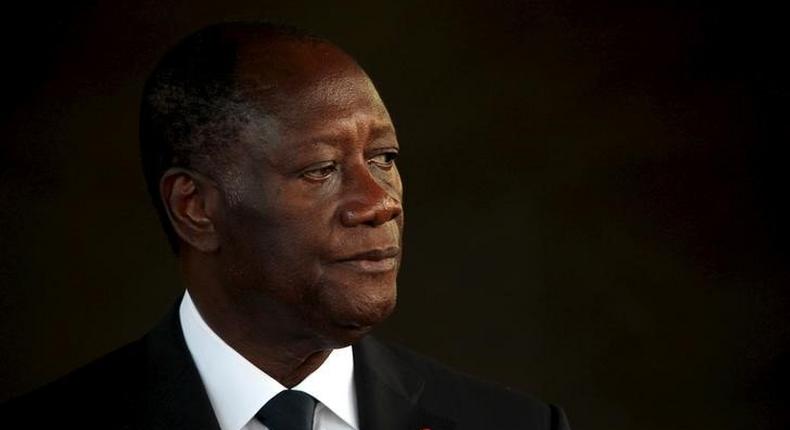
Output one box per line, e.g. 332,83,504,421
340,165,403,227
380,201,402,222
340,197,402,227
340,209,358,227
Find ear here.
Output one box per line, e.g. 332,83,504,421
159,168,222,253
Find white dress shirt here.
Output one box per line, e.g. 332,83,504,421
179,291,359,430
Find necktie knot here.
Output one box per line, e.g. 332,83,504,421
256,390,317,430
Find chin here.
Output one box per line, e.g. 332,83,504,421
314,283,398,346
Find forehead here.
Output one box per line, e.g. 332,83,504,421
272,73,393,136
233,46,395,156
259,78,396,166
233,37,367,103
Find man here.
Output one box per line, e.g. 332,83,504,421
2,22,570,429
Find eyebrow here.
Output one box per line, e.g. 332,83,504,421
301,122,397,148
368,123,396,141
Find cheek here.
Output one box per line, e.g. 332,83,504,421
310,270,398,329
252,211,334,282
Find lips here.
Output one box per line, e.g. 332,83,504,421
338,246,400,261
333,246,400,273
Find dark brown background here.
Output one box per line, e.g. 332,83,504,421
1,1,787,429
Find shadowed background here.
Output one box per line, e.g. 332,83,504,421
1,1,787,429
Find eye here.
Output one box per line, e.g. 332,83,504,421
368,151,399,169
301,162,338,181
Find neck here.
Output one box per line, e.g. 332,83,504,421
180,250,333,387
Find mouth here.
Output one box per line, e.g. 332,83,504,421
332,246,400,273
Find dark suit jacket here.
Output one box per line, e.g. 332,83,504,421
2,300,570,429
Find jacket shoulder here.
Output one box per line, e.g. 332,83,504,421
364,337,570,429
1,337,148,426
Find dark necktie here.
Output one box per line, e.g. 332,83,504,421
256,390,317,430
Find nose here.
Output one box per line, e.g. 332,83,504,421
339,165,402,228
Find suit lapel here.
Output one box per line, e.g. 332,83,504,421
136,300,455,430
139,299,221,430
353,336,455,430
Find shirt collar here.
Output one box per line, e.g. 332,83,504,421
179,290,358,430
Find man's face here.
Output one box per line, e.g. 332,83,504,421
217,55,403,346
